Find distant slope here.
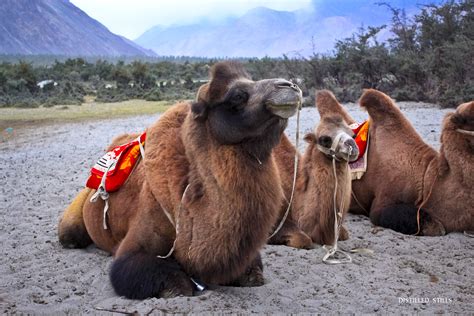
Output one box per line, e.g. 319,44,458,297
135,1,443,58
0,0,155,56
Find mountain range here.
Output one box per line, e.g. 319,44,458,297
135,0,442,58
0,0,154,56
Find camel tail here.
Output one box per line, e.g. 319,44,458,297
359,89,402,123
58,188,93,248
316,90,356,125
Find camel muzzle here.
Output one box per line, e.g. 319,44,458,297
265,79,302,119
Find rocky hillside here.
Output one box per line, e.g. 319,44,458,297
0,0,155,56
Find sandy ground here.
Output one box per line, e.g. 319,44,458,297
1,102,473,314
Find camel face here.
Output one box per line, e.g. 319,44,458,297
193,62,302,145
314,115,359,162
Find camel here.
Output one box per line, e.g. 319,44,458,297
270,90,359,247
347,89,474,235
58,61,304,299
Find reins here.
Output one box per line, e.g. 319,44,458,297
269,106,301,239
322,149,353,265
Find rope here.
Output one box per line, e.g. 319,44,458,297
456,128,474,136
351,190,369,216
156,184,189,259
414,170,438,236
268,106,300,239
322,152,352,264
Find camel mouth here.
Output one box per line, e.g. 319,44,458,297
266,101,301,119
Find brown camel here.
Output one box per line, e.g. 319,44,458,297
270,90,359,247
348,89,474,235
58,61,304,299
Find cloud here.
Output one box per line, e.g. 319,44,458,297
70,0,312,39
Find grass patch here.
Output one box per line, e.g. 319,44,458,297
0,99,176,130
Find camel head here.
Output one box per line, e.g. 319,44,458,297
306,115,359,162
192,61,302,149
304,90,359,162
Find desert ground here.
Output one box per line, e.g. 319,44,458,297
0,102,472,314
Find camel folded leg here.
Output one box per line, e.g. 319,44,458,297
371,203,446,236
268,218,313,249
110,229,195,299
58,188,93,248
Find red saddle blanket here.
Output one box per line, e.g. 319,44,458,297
351,120,369,160
86,133,146,192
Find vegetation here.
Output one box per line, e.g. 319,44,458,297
0,0,471,109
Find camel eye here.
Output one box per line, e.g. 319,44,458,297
318,136,332,147
230,90,249,106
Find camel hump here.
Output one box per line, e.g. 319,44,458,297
315,90,356,124
359,89,402,123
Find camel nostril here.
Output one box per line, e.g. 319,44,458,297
274,80,293,89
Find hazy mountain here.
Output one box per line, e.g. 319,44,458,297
0,0,155,56
135,0,442,58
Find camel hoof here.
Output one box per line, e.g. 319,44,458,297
232,265,265,287
422,218,446,236
338,226,350,241
286,231,314,249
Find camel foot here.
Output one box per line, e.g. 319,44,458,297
268,219,313,249
110,252,194,299
338,225,349,241
421,216,446,236
228,254,264,287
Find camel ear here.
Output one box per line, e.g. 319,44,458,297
315,90,356,124
450,113,466,126
304,133,317,143
191,102,208,120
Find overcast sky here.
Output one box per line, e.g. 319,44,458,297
70,0,312,40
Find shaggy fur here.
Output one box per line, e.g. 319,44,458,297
271,90,358,246
350,89,474,235
58,61,303,298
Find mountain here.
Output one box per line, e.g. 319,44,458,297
0,0,155,56
135,0,442,58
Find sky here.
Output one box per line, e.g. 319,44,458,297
70,0,313,40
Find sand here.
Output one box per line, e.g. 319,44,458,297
1,102,473,314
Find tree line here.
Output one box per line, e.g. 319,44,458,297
0,0,471,108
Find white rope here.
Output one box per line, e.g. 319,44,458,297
456,128,474,136
322,151,352,264
157,184,190,259
269,106,300,239
464,231,474,238
90,161,115,230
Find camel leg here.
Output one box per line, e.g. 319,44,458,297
227,253,264,287
110,230,194,299
371,203,446,236
58,188,93,248
268,218,313,249
339,225,349,241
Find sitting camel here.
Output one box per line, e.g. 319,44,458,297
348,89,474,235
270,90,359,247
58,61,304,299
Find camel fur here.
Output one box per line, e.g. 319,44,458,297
349,89,474,235
58,61,304,299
